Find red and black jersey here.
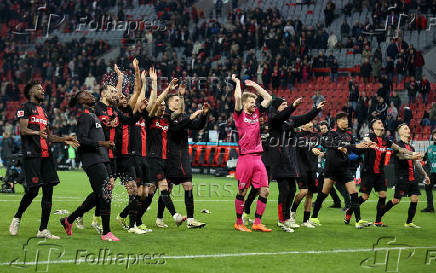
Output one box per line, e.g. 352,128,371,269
16,102,50,158
131,116,147,157
395,140,416,182
95,101,117,159
146,113,170,159
361,133,393,175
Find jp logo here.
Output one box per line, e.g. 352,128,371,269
10,237,65,272
361,236,415,272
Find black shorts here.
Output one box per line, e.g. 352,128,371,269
84,163,112,199
167,176,192,185
297,171,318,193
105,158,117,179
23,157,59,190
359,173,387,194
133,156,151,186
147,158,167,183
116,157,137,184
325,169,354,185
394,176,421,199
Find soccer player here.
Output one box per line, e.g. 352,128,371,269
60,90,146,241
232,75,272,232
145,77,187,227
317,121,343,208
293,121,323,228
9,81,79,239
113,61,150,235
242,115,271,225
268,97,324,232
377,124,430,228
310,112,374,228
165,84,209,229
421,129,436,213
346,119,414,226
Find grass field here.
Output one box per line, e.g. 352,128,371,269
0,170,435,273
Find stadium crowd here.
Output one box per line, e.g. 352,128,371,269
0,0,435,166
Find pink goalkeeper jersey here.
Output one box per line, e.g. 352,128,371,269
233,107,264,155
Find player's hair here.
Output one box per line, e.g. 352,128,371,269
68,91,84,107
241,92,257,103
319,121,329,129
335,112,348,121
23,80,41,100
370,119,381,130
396,123,408,132
166,94,179,103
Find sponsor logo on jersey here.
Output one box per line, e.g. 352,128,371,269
154,121,168,131
30,116,48,125
136,120,146,127
244,117,259,124
17,110,24,117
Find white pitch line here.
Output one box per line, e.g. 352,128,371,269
1,246,435,266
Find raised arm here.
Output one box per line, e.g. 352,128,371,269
146,67,158,113
114,64,124,96
129,58,141,109
134,70,148,113
149,78,178,117
232,74,242,112
292,101,325,128
244,79,272,108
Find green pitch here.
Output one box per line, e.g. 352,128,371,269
0,170,435,273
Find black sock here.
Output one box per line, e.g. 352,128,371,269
358,196,366,205
329,187,341,205
312,192,328,218
67,193,97,223
94,201,101,217
185,190,194,218
101,214,111,235
351,193,361,222
161,190,176,216
303,211,310,223
406,202,417,224
243,187,257,214
39,186,53,231
381,200,395,218
128,195,139,228
137,193,154,226
425,184,434,208
136,197,143,226
120,203,130,219
376,197,386,222
14,187,39,218
291,198,302,213
157,195,165,219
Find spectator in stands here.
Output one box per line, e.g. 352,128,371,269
341,19,351,38
375,96,388,122
385,56,395,82
371,57,382,84
378,74,393,102
407,76,418,104
330,59,338,83
387,101,399,121
387,39,399,60
360,58,372,83
390,90,401,109
348,78,359,111
396,57,406,83
84,73,97,90
328,32,338,49
324,0,336,27
420,75,431,105
312,90,325,108
415,51,425,80
385,114,396,136
421,109,431,126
